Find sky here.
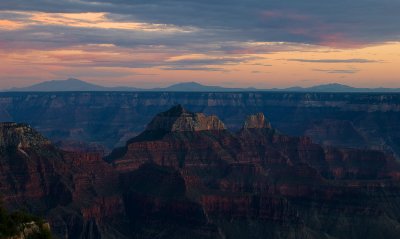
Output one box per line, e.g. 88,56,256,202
0,0,400,89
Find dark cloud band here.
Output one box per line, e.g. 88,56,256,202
1,0,399,46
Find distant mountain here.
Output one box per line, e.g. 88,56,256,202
8,78,106,92
152,82,255,92
161,82,226,91
5,79,255,92
6,78,141,92
280,83,400,93
279,83,359,92
308,83,357,92
4,79,400,92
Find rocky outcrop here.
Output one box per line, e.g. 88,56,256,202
0,123,71,211
242,113,271,129
0,204,51,239
146,104,226,132
0,123,51,148
6,222,51,239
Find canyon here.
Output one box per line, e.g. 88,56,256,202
0,92,399,160
1,105,400,238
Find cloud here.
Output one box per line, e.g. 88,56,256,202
1,1,400,47
287,58,378,63
160,55,257,71
251,70,262,74
313,69,360,74
164,56,258,66
0,1,399,88
15,11,196,33
161,67,226,71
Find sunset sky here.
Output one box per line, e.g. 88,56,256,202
0,0,399,89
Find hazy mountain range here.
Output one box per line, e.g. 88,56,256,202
4,78,400,92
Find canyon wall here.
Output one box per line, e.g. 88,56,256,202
2,99,400,238
0,92,399,158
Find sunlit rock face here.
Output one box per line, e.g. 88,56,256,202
0,122,51,148
146,104,226,132
242,113,272,129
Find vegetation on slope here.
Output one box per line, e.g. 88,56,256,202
0,200,51,239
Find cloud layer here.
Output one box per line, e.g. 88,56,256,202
2,0,400,46
0,1,399,88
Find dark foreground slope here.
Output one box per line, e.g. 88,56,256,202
0,122,217,238
2,106,400,238
0,92,399,158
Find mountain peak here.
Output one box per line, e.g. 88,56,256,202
163,82,231,92
7,78,106,92
65,78,84,82
243,113,272,129
146,105,226,132
307,83,355,92
157,104,191,117
172,82,203,87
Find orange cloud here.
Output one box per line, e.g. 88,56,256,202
27,12,195,32
0,19,25,30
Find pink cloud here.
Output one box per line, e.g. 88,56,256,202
318,33,366,48
259,10,367,48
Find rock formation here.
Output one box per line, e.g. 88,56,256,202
146,104,226,132
0,120,218,238
2,106,400,239
108,106,400,239
242,113,271,129
0,123,51,148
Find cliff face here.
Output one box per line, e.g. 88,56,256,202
1,92,399,159
242,113,271,129
0,121,218,239
109,107,400,239
0,123,71,211
2,106,400,239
